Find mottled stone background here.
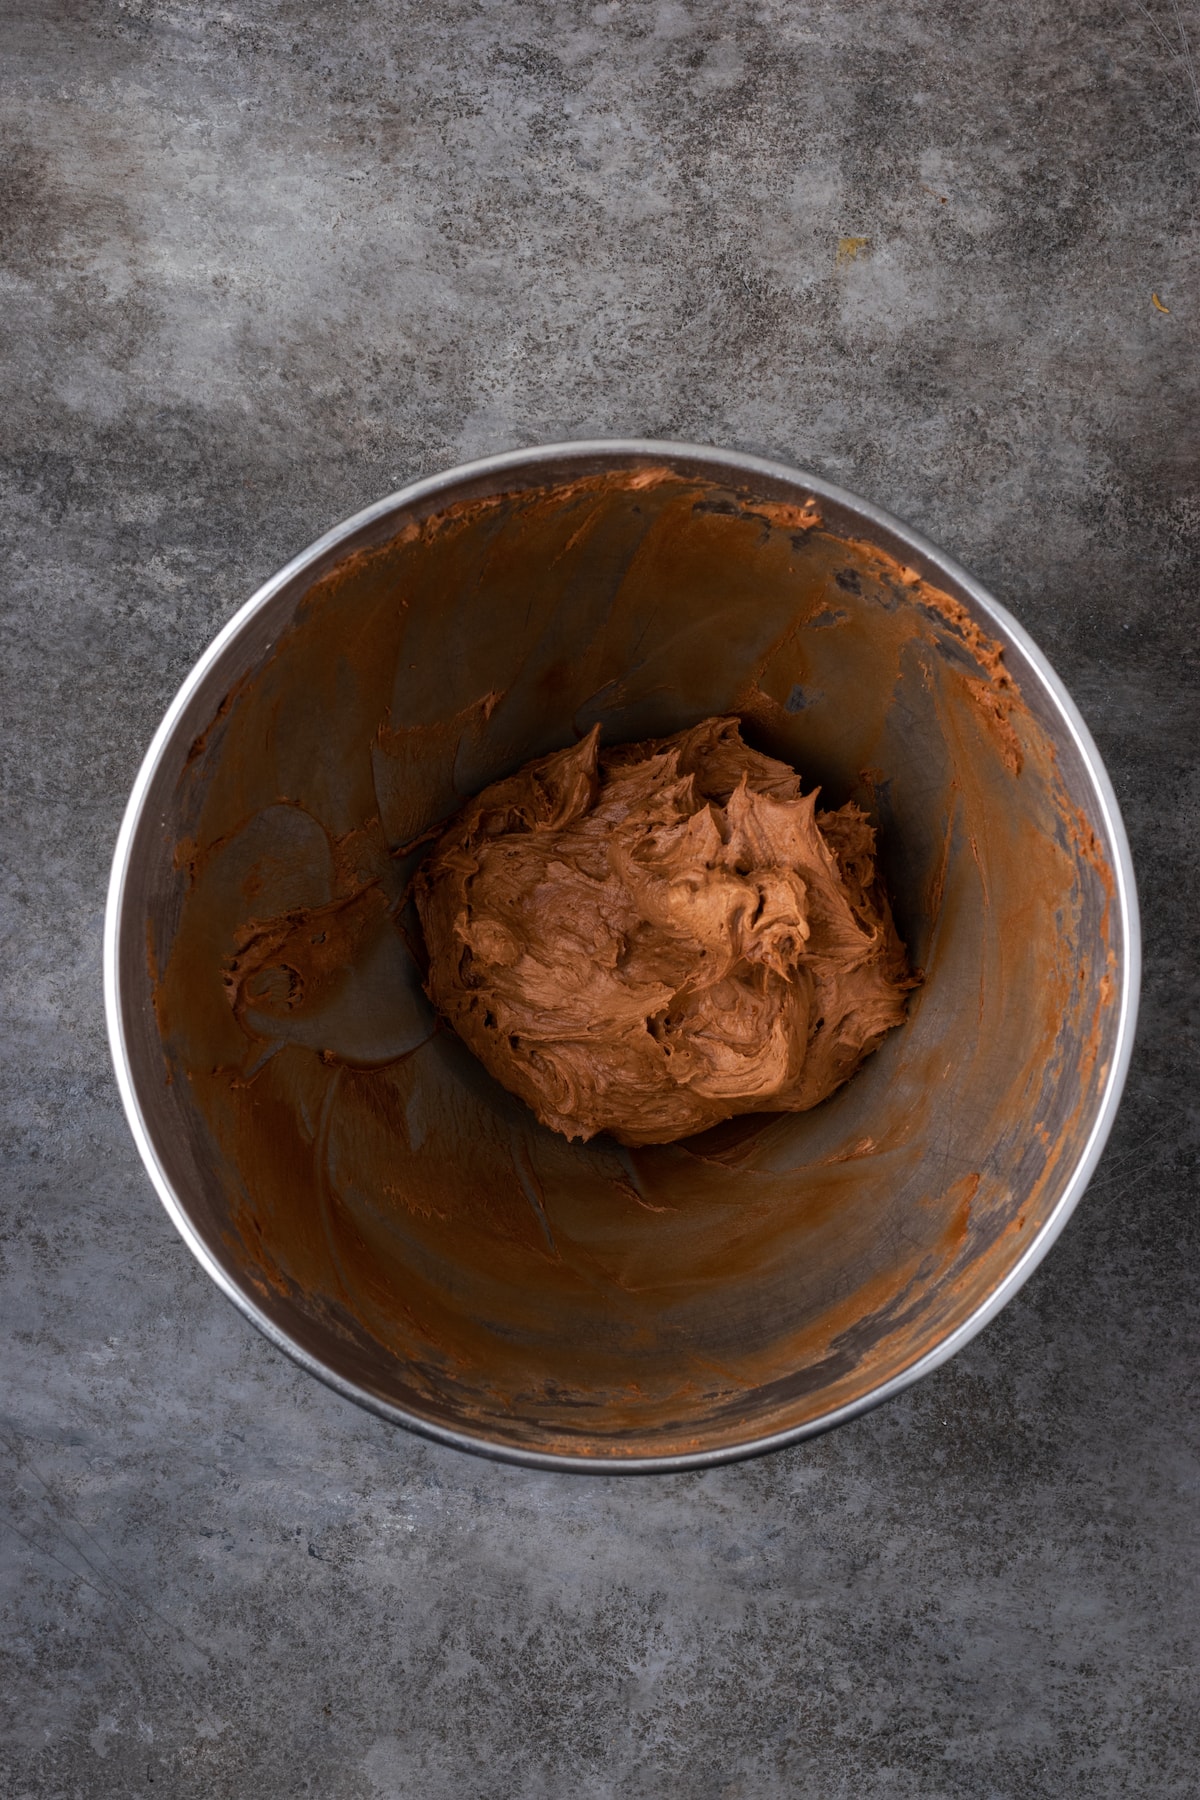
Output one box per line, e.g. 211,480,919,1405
2,1,1198,1794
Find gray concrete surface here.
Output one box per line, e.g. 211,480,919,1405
2,0,1198,1793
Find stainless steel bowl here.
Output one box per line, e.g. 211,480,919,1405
105,442,1139,1470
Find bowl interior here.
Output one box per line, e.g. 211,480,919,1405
114,451,1126,1462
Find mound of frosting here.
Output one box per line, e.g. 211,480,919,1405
413,717,913,1147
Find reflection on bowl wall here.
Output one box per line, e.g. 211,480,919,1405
105,443,1138,1470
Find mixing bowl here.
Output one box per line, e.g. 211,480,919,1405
105,442,1139,1470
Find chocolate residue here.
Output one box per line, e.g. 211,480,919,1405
139,463,1122,1458
412,716,914,1146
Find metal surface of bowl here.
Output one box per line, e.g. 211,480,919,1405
105,442,1139,1470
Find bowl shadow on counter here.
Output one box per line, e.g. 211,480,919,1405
120,456,1123,1464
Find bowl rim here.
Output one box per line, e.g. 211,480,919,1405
104,439,1141,1472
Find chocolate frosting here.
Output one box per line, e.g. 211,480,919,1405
414,717,913,1145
